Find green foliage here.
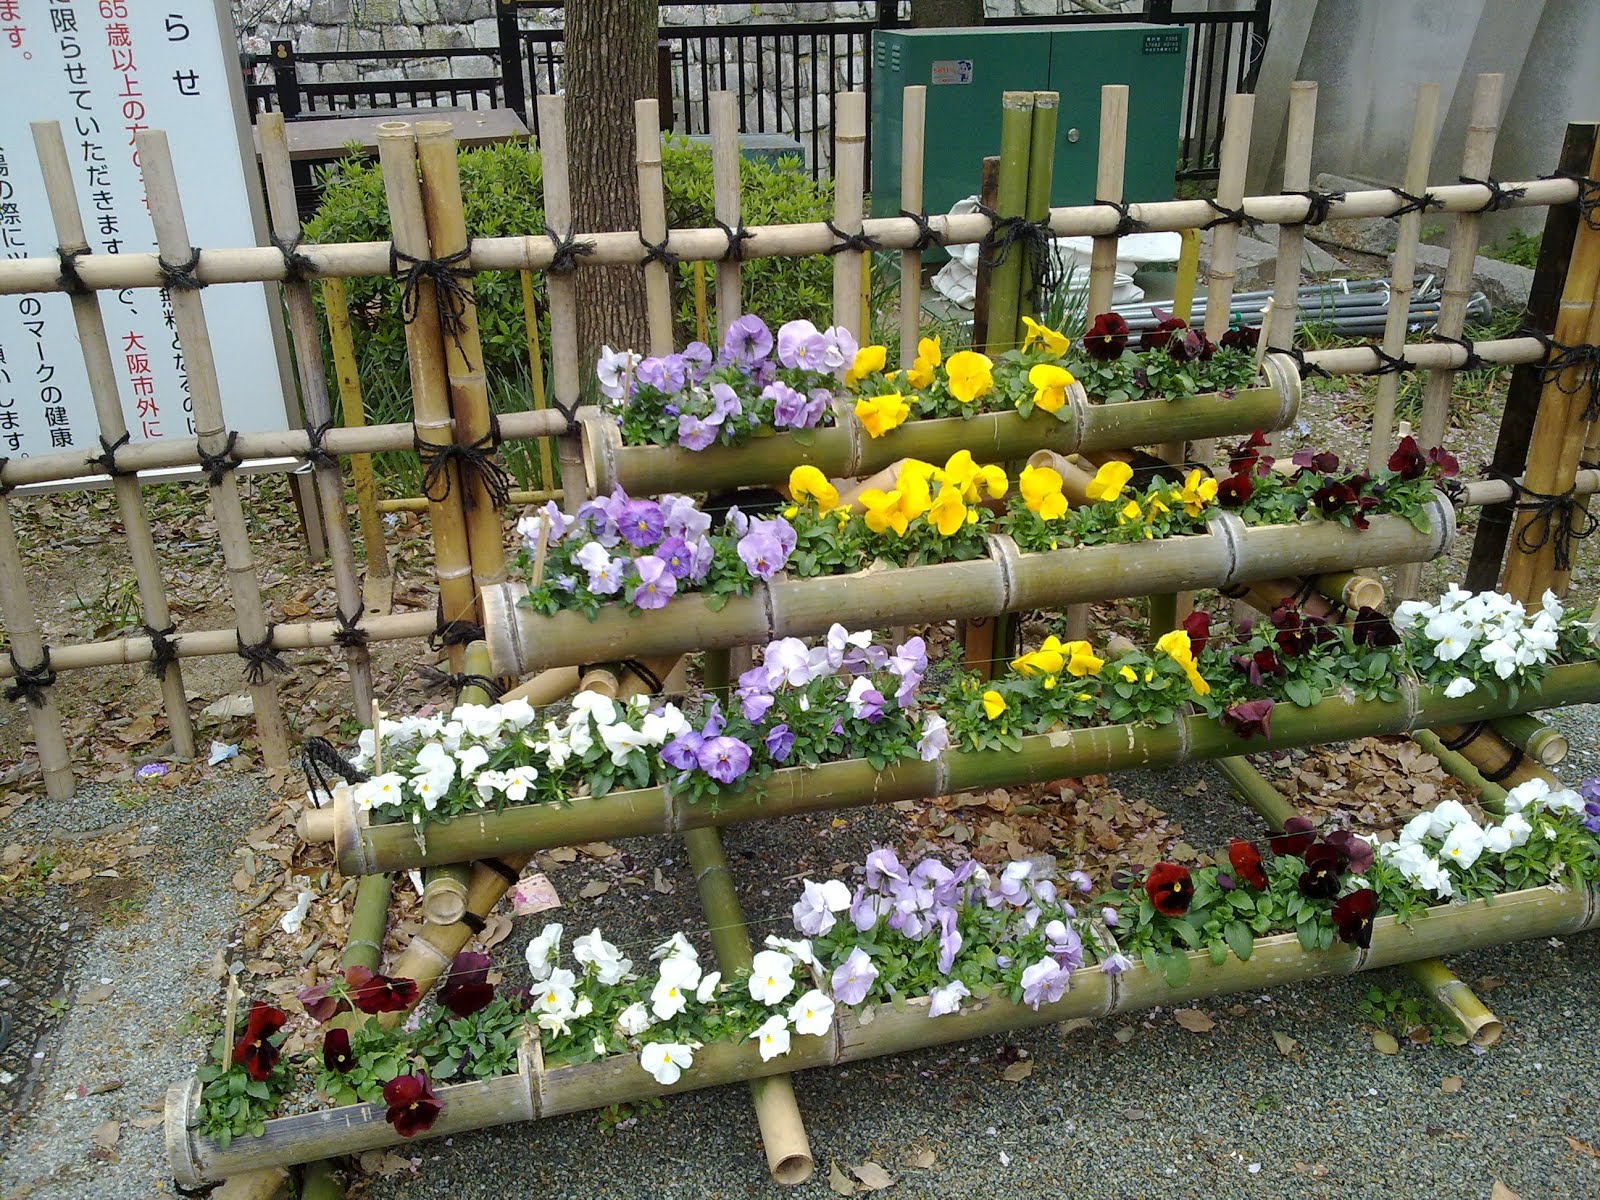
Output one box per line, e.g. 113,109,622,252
1488,228,1541,269
1358,983,1464,1046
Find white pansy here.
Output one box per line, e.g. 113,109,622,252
1544,786,1586,815
472,770,506,804
694,971,722,1003
498,697,538,730
1443,677,1477,698
1392,600,1432,632
1439,820,1486,870
787,989,834,1037
638,1041,693,1086
502,765,540,803
751,1014,792,1061
454,704,502,740
1398,812,1434,846
1502,779,1549,814
1425,799,1474,838
569,690,618,727
652,932,699,963
615,1001,653,1037
748,949,797,1005
599,720,651,766
1413,856,1453,899
525,922,564,981
650,955,703,1021
1500,812,1533,847
573,928,633,985
763,935,821,974
1484,825,1514,855
353,772,406,811
455,744,490,777
564,720,595,757
928,978,971,1018
532,967,577,1015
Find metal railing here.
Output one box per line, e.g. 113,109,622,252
243,41,504,118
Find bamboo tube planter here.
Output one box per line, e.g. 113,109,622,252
330,658,1600,876
167,881,1599,1185
481,490,1453,677
1489,713,1569,766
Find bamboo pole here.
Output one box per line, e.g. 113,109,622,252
137,131,290,768
1192,92,1255,465
534,96,590,518
1016,90,1059,337
984,92,1035,355
258,113,377,722
1409,728,1510,810
1086,85,1128,319
898,85,928,369
1314,571,1385,611
4,178,1580,298
1264,81,1316,456
1369,83,1442,472
1488,713,1568,766
693,260,709,345
0,501,73,798
321,276,392,594
710,92,743,344
28,121,196,760
831,91,868,343
971,156,1001,353
378,489,559,513
417,120,507,599
684,827,813,1184
518,271,559,492
376,122,477,673
635,99,676,358
1214,756,1295,828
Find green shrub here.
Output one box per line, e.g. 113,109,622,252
1487,228,1541,269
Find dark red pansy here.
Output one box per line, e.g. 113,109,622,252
1143,862,1194,917
1351,606,1402,648
1312,480,1361,519
1217,472,1255,507
1222,698,1275,740
1269,815,1316,857
1219,325,1260,352
346,966,419,1015
1229,430,1275,476
1168,327,1216,363
1293,448,1341,475
1139,315,1188,352
1332,888,1379,948
1083,312,1130,361
1298,842,1346,899
1323,829,1374,875
234,1002,287,1082
1387,435,1428,481
1228,839,1269,889
438,951,496,1019
1181,609,1213,658
1428,446,1459,477
297,980,349,1024
322,1027,355,1073
383,1072,443,1138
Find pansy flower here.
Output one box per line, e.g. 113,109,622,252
439,951,496,1018
1143,862,1193,916
1082,312,1129,361
1269,815,1316,857
233,1002,287,1082
383,1072,443,1138
322,1027,355,1074
1228,839,1268,889
1332,888,1378,947
346,966,419,1015
1222,697,1275,740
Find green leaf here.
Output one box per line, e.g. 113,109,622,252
1224,919,1256,962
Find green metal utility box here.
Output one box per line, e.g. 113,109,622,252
870,24,1189,219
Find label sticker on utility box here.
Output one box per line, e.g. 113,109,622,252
930,59,974,85
1143,30,1183,54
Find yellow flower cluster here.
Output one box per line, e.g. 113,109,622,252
906,336,942,390
789,465,840,512
1011,635,1105,681
855,391,911,438
854,452,1006,539
1018,464,1069,520
1021,316,1071,357
1083,460,1133,503
1154,629,1212,696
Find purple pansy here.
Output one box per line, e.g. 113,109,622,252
1019,958,1070,1009
764,722,795,762
831,947,878,1006
677,412,721,452
661,731,704,772
723,314,773,364
655,535,694,578
696,735,751,784
620,500,664,549
630,555,676,610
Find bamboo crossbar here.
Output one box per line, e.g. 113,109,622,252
168,882,1599,1184
2,179,1579,297
332,660,1600,875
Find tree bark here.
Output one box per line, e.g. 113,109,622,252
910,0,985,28
566,0,657,368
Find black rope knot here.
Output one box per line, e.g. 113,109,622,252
301,735,368,805
235,628,290,686
544,228,595,277
1440,721,1483,752
1489,469,1599,572
620,657,665,694
1459,174,1527,213
824,219,881,256
638,232,680,270
1093,199,1147,237
270,232,318,284
413,416,512,512
1432,334,1487,372
303,420,339,471
1264,344,1330,380
713,218,754,262
419,664,506,703
144,623,180,680
332,606,369,649
975,203,1064,312
5,649,56,708
430,598,485,652
898,209,945,251
197,431,240,486
1388,186,1443,217
1481,747,1526,783
1281,188,1344,226
57,245,92,296
87,432,133,478
1537,339,1600,422
1543,169,1600,230
1362,346,1412,376
157,247,206,291
1199,198,1262,234
390,244,477,363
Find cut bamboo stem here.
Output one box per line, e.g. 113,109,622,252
1214,755,1296,829
1315,571,1385,610
1486,713,1568,766
1402,956,1503,1047
1016,90,1059,338
831,92,867,343
519,271,558,492
710,92,743,343
321,276,392,586
1409,728,1510,810
28,121,197,760
137,131,290,768
1369,83,1441,473
258,113,377,722
0,500,73,798
898,85,928,369
635,99,675,357
1086,85,1128,319
422,641,498,924
378,489,558,514
984,92,1035,355
971,156,1001,353
1265,81,1316,456
1193,92,1255,466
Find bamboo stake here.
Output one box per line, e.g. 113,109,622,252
1369,83,1442,472
1016,90,1059,338
898,85,928,369
693,261,709,345
1409,728,1510,810
534,96,590,518
0,501,73,798
258,114,376,722
831,91,868,343
1265,82,1316,456
1214,756,1295,828
970,156,1001,355
28,121,196,760
417,120,507,600
322,276,392,595
1315,571,1384,611
984,93,1035,355
709,92,743,343
518,271,558,492
1086,85,1128,319
1488,713,1568,766
137,131,290,768
378,489,559,513
635,99,675,357
376,122,478,673
685,827,813,1184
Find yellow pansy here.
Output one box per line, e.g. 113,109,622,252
945,350,995,405
906,335,943,389
974,464,1008,499
1018,465,1069,520
784,504,798,517
896,459,938,517
982,690,1007,720
1117,499,1143,525
1042,675,1058,690
1155,629,1194,666
940,449,979,494
1179,468,1219,517
1084,460,1134,504
1183,661,1212,697
1012,635,1066,678
1063,640,1105,677
1021,316,1071,357
1119,665,1138,683
788,465,839,512
860,488,911,536
928,484,969,537
1145,493,1170,518
855,392,910,438
845,344,889,387
1027,363,1076,414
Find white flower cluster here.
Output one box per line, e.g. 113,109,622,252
1375,780,1584,898
1394,586,1566,698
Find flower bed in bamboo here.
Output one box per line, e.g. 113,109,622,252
167,881,1599,1186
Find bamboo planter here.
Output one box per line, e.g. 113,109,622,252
168,883,1599,1186
329,659,1600,876
581,354,1299,497
483,494,1454,676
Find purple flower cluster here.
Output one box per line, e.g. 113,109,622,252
661,700,754,785
1582,778,1600,834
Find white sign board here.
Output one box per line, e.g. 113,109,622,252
0,0,290,460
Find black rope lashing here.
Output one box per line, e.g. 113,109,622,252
824,219,881,256
457,910,486,934
483,857,521,885
713,218,754,262
144,623,180,680
236,628,290,686
898,209,945,251
1199,198,1262,234
1537,338,1600,422
419,664,506,703
157,247,206,291
1439,474,1468,505
1265,344,1331,380
1459,174,1527,214
332,606,369,649
1388,186,1443,217
1362,345,1412,376
1543,169,1600,230
1481,747,1526,784
1280,188,1344,226
1490,469,1600,573
5,649,56,709
430,598,485,653
270,232,318,284
545,228,595,276
172,1179,220,1198
197,431,240,486
638,232,680,270
1440,721,1484,752
414,415,512,512
619,658,665,694
974,203,1064,312
302,420,339,471
390,243,477,362
1432,334,1487,372
56,245,92,296
1094,199,1147,237
301,735,369,806
87,432,133,478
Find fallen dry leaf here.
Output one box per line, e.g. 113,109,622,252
1566,1136,1598,1159
1174,1009,1215,1033
578,841,617,859
903,1147,936,1170
79,983,113,1004
1272,1031,1299,1057
852,1161,894,1191
90,1120,120,1150
579,880,611,899
1474,975,1505,993
1440,1075,1463,1094
1000,1059,1034,1083
652,867,675,895
1372,1030,1400,1055
1491,1180,1522,1200
828,1160,857,1196
1113,1025,1135,1044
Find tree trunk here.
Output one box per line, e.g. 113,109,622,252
566,0,657,368
910,0,984,28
